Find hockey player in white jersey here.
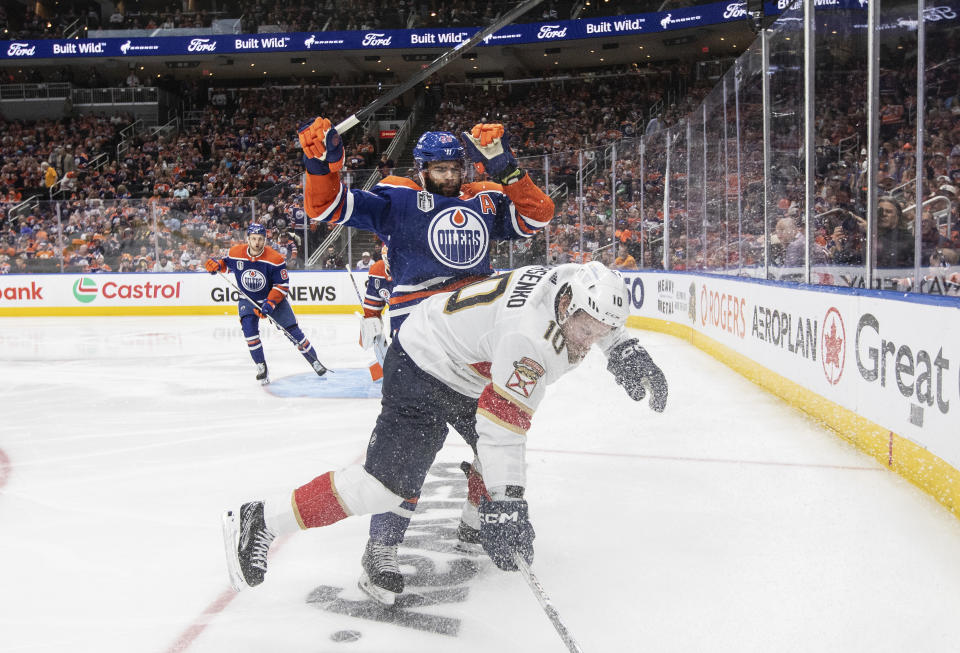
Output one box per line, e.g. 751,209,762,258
221,261,668,599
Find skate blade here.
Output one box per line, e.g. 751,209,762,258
221,510,245,591
453,540,484,556
258,377,270,386
357,572,398,607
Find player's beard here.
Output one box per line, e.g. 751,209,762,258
564,340,590,364
421,173,461,197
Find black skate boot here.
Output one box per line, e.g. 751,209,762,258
221,501,276,590
358,539,404,606
255,362,269,385
311,359,327,376
454,520,483,555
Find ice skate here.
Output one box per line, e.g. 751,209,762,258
221,501,276,591
358,540,403,606
312,359,327,376
453,520,483,555
255,362,269,385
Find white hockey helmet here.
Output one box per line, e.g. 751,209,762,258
557,261,630,328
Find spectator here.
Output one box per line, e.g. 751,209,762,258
775,216,805,268
876,197,914,268
355,251,373,270
322,246,344,270
42,162,58,195
614,244,637,270
153,255,176,272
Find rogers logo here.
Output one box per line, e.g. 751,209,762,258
187,38,217,52
821,307,846,385
537,25,567,39
7,43,36,57
698,284,747,339
362,33,392,47
723,2,747,18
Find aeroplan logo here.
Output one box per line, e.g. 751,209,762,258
73,277,98,303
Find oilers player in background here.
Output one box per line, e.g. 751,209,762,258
358,245,392,374
297,116,555,604
221,262,669,598
204,223,327,384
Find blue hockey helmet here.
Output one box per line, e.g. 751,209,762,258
413,131,464,171
247,223,267,236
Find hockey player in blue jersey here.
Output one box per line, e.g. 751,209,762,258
204,223,326,384
298,117,555,604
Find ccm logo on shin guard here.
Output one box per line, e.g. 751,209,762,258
482,511,519,524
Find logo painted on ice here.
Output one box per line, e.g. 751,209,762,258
724,2,748,18
241,269,267,293
362,33,392,47
187,38,216,52
537,25,568,39
427,207,488,269
7,43,36,57
73,277,98,303
821,307,846,385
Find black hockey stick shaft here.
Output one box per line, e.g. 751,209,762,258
513,553,586,653
218,271,329,371
333,0,544,135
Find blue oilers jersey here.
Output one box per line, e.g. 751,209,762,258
304,173,554,323
224,244,290,305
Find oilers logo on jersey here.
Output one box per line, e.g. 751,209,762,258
242,269,268,293
428,207,489,269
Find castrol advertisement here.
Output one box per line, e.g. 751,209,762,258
0,271,355,314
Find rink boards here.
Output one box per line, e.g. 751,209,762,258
3,268,960,519
0,271,358,316
621,271,960,520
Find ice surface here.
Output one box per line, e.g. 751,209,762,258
2,315,960,652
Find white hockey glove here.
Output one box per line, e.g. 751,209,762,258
358,314,383,350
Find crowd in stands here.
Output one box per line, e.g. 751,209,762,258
1,19,958,289
0,83,394,274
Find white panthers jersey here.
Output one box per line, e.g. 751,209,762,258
397,263,631,491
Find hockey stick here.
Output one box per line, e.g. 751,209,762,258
344,265,388,380
218,271,329,374
331,0,545,136
513,553,586,653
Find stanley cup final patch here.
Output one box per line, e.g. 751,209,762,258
505,357,546,398
417,190,435,212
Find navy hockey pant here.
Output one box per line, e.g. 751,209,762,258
238,298,318,365
364,338,479,503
